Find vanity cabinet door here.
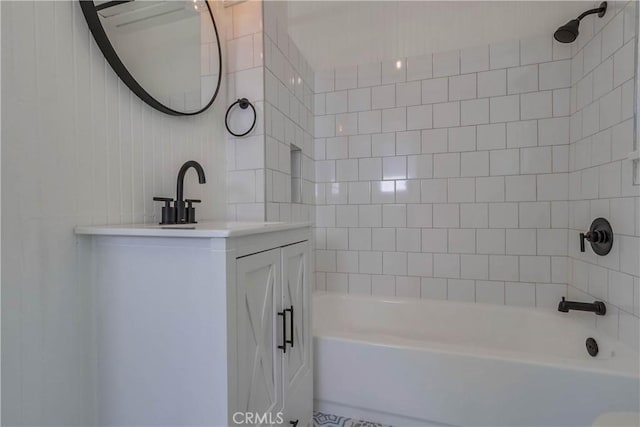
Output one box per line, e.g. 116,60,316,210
282,242,312,426
235,249,284,426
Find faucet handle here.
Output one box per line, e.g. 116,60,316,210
185,199,201,224
579,232,587,252
580,218,613,256
153,197,175,225
153,197,174,209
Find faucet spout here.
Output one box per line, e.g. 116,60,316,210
175,160,206,223
176,160,206,204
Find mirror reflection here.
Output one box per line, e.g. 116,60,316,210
92,0,221,114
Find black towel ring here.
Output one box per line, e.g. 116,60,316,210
225,98,256,137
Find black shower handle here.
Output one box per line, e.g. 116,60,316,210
580,229,610,253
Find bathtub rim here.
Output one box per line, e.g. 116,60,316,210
313,291,640,379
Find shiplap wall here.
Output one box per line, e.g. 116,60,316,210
1,1,227,424
1,2,3,421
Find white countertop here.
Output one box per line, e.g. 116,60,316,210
75,221,312,238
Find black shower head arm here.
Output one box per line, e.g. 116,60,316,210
554,2,607,44
577,2,607,21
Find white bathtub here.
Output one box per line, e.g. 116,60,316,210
313,293,640,427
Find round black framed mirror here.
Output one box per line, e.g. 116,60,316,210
80,0,222,116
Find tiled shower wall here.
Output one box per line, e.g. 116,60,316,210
225,0,315,222
225,0,266,221
263,1,315,222
314,35,575,309
566,0,639,349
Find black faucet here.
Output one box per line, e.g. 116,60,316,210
558,297,606,316
175,160,206,223
153,160,206,224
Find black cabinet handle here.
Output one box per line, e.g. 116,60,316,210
277,309,287,353
285,306,294,348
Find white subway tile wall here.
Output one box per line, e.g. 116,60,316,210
314,33,575,310
226,1,315,222
567,1,639,349
315,3,638,349
225,0,638,350
225,1,267,220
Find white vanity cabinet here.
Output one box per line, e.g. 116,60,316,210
235,242,312,427
76,222,313,427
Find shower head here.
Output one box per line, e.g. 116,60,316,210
554,19,580,43
553,19,580,43
554,2,607,44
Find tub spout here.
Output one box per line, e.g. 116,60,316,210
557,297,606,316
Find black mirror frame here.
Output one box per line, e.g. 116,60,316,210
79,0,222,116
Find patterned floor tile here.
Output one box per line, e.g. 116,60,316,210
313,411,391,427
